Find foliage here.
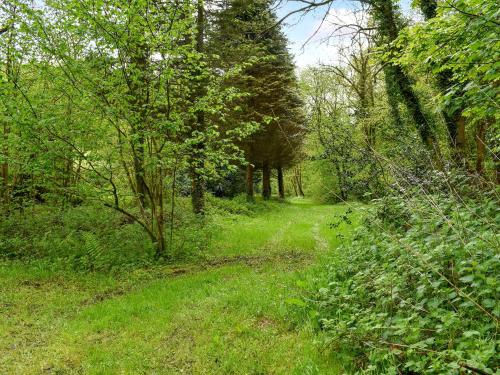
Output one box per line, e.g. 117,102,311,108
298,159,341,204
0,0,499,372
399,0,500,126
0,194,290,272
299,65,395,202
211,0,305,177
303,189,499,373
0,205,151,271
0,201,214,271
207,193,262,216
0,0,268,257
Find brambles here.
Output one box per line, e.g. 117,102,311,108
306,192,499,373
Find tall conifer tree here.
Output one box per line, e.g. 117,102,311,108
209,0,305,200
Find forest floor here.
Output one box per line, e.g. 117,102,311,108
0,199,359,374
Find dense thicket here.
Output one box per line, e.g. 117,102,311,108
0,0,498,372
297,0,498,203
306,190,499,373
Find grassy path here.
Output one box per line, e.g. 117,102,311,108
0,200,357,374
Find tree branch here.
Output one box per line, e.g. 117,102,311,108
0,24,9,35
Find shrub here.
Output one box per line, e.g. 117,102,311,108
0,205,155,272
165,197,215,260
0,200,219,271
206,194,254,215
304,193,499,374
206,194,283,216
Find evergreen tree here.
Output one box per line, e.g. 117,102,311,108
210,0,305,200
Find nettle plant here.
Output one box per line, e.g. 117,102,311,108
309,192,499,374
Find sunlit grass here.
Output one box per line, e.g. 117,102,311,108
0,200,358,374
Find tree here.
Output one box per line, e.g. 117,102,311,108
372,0,439,154
280,0,440,156
7,0,254,258
415,0,467,166
323,30,380,151
0,1,17,206
189,0,208,215
399,0,499,179
301,67,361,201
210,0,305,201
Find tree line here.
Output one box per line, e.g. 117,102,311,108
1,0,498,255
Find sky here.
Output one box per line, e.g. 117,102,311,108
275,0,416,69
26,0,416,70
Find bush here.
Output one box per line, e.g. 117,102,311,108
0,195,283,272
206,194,254,215
302,193,499,374
0,205,155,272
0,199,222,271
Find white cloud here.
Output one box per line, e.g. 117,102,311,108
289,6,370,69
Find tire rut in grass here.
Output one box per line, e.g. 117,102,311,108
80,250,311,308
82,216,311,307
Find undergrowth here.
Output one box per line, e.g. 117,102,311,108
0,196,284,272
298,191,499,374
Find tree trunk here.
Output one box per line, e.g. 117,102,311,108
375,0,437,153
298,178,305,197
154,201,166,259
335,163,348,201
190,0,206,215
455,115,467,168
1,12,14,207
129,32,149,209
155,235,166,260
475,122,486,175
290,177,298,196
383,66,403,129
133,145,147,208
1,122,8,205
190,162,205,214
246,163,254,201
392,66,436,150
294,166,305,197
420,0,468,167
262,161,271,200
436,69,464,159
277,166,285,199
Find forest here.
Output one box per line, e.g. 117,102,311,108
0,0,498,373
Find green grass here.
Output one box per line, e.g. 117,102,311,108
0,199,360,374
